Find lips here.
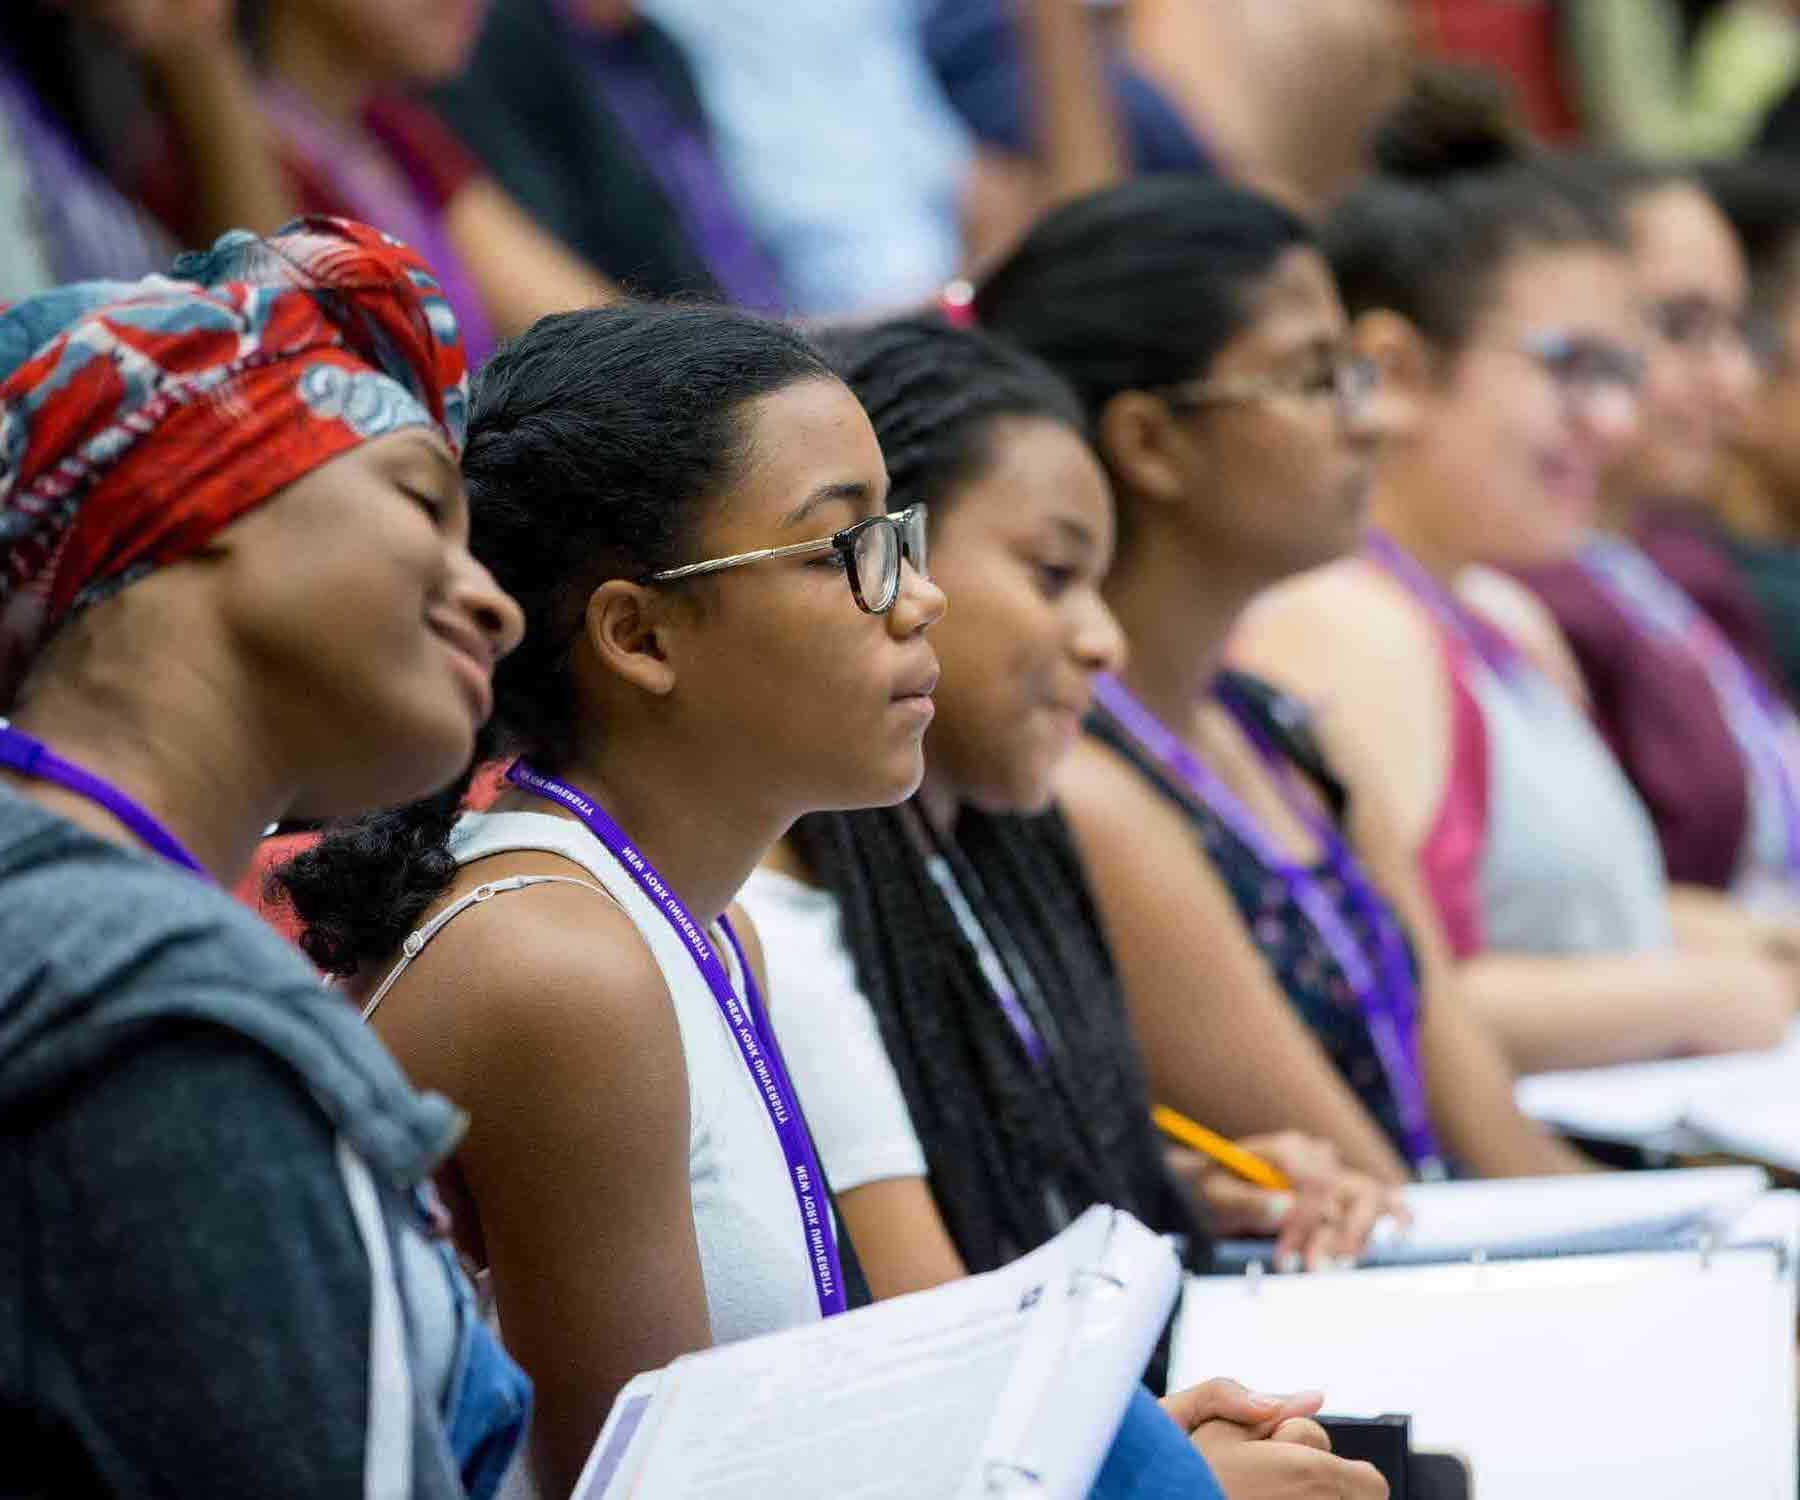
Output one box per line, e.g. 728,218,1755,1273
893,664,941,702
429,615,497,724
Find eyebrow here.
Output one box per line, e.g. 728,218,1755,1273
783,481,876,529
1049,515,1100,554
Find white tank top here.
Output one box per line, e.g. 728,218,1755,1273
442,809,823,1348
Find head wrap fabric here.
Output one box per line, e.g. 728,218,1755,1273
0,215,468,708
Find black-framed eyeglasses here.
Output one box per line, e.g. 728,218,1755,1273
1156,353,1380,424
649,503,929,615
1503,329,1647,405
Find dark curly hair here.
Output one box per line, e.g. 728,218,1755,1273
790,317,1209,1291
273,301,834,975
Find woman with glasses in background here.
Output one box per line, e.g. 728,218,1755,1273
1511,153,1800,945
1234,80,1796,1077
978,175,1588,1184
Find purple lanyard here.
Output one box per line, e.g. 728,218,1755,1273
1090,677,1444,1175
903,809,1052,1071
0,721,209,877
1365,530,1525,684
1581,539,1800,879
505,761,846,1317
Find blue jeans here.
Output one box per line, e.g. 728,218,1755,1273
1090,1387,1227,1500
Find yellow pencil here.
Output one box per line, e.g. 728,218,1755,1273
1153,1105,1293,1193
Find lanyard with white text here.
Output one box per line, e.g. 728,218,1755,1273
1090,676,1444,1176
901,805,1054,1071
506,761,846,1316
0,720,210,877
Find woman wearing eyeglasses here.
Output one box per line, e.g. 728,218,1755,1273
274,303,945,1494
975,174,1587,1184
1510,157,1800,943
1232,84,1795,1077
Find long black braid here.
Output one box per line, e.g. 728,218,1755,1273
796,317,1209,1276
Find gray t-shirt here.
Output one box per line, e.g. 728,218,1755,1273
0,785,476,1498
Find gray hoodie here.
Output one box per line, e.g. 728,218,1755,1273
0,784,481,1497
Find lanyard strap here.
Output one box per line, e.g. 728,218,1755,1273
1365,530,1525,684
899,805,1053,1071
1090,676,1444,1174
1581,539,1800,880
0,720,210,877
505,761,846,1317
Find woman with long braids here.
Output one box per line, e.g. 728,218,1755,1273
747,316,1390,1499
273,304,1295,1500
976,175,1590,1181
0,219,531,1497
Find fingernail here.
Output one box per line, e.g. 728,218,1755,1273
1261,1192,1294,1229
1249,1391,1283,1410
1332,1255,1357,1272
1276,1251,1302,1275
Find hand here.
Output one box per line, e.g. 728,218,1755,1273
1696,952,1798,1052
1180,1132,1409,1270
1195,1412,1390,1500
1159,1377,1324,1439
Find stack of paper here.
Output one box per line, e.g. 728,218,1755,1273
1516,1021,1800,1162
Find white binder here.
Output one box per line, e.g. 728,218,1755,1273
574,1206,1180,1500
1172,1242,1798,1500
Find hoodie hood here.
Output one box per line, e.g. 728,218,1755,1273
0,785,461,1189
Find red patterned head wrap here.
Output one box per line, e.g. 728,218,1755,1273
0,215,469,708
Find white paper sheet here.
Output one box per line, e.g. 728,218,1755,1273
1172,1248,1797,1500
1363,1166,1769,1262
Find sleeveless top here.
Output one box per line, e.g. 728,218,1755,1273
433,810,824,1346
1415,604,1672,958
1088,673,1417,1158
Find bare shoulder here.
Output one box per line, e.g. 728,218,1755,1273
374,865,687,1123
1458,564,1588,707
1233,558,1435,693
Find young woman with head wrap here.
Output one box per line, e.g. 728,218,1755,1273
0,216,530,1498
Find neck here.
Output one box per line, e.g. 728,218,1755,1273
5,671,293,885
265,0,376,125
1103,520,1266,734
911,765,959,842
1369,477,1474,586
506,726,795,929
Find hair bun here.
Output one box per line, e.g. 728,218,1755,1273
1373,62,1534,183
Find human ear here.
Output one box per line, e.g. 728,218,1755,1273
1095,389,1192,512
1351,309,1434,440
582,579,679,697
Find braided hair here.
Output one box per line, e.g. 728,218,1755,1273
794,317,1209,1274
274,302,834,974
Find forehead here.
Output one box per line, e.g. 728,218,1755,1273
1629,184,1748,305
716,377,888,538
1479,244,1640,338
1212,247,1346,368
955,415,1114,547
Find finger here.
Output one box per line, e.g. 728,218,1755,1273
1382,1186,1413,1231
1274,1189,1331,1269
1158,1377,1284,1433
1336,1182,1387,1259
1340,1457,1392,1498
1205,1176,1290,1239
1303,1215,1340,1272
1270,1416,1333,1452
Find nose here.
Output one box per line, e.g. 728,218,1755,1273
453,549,526,661
1073,589,1127,678
888,557,947,636
1577,383,1642,453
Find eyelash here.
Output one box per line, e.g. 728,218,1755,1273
1037,562,1077,597
400,485,445,523
809,550,850,571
